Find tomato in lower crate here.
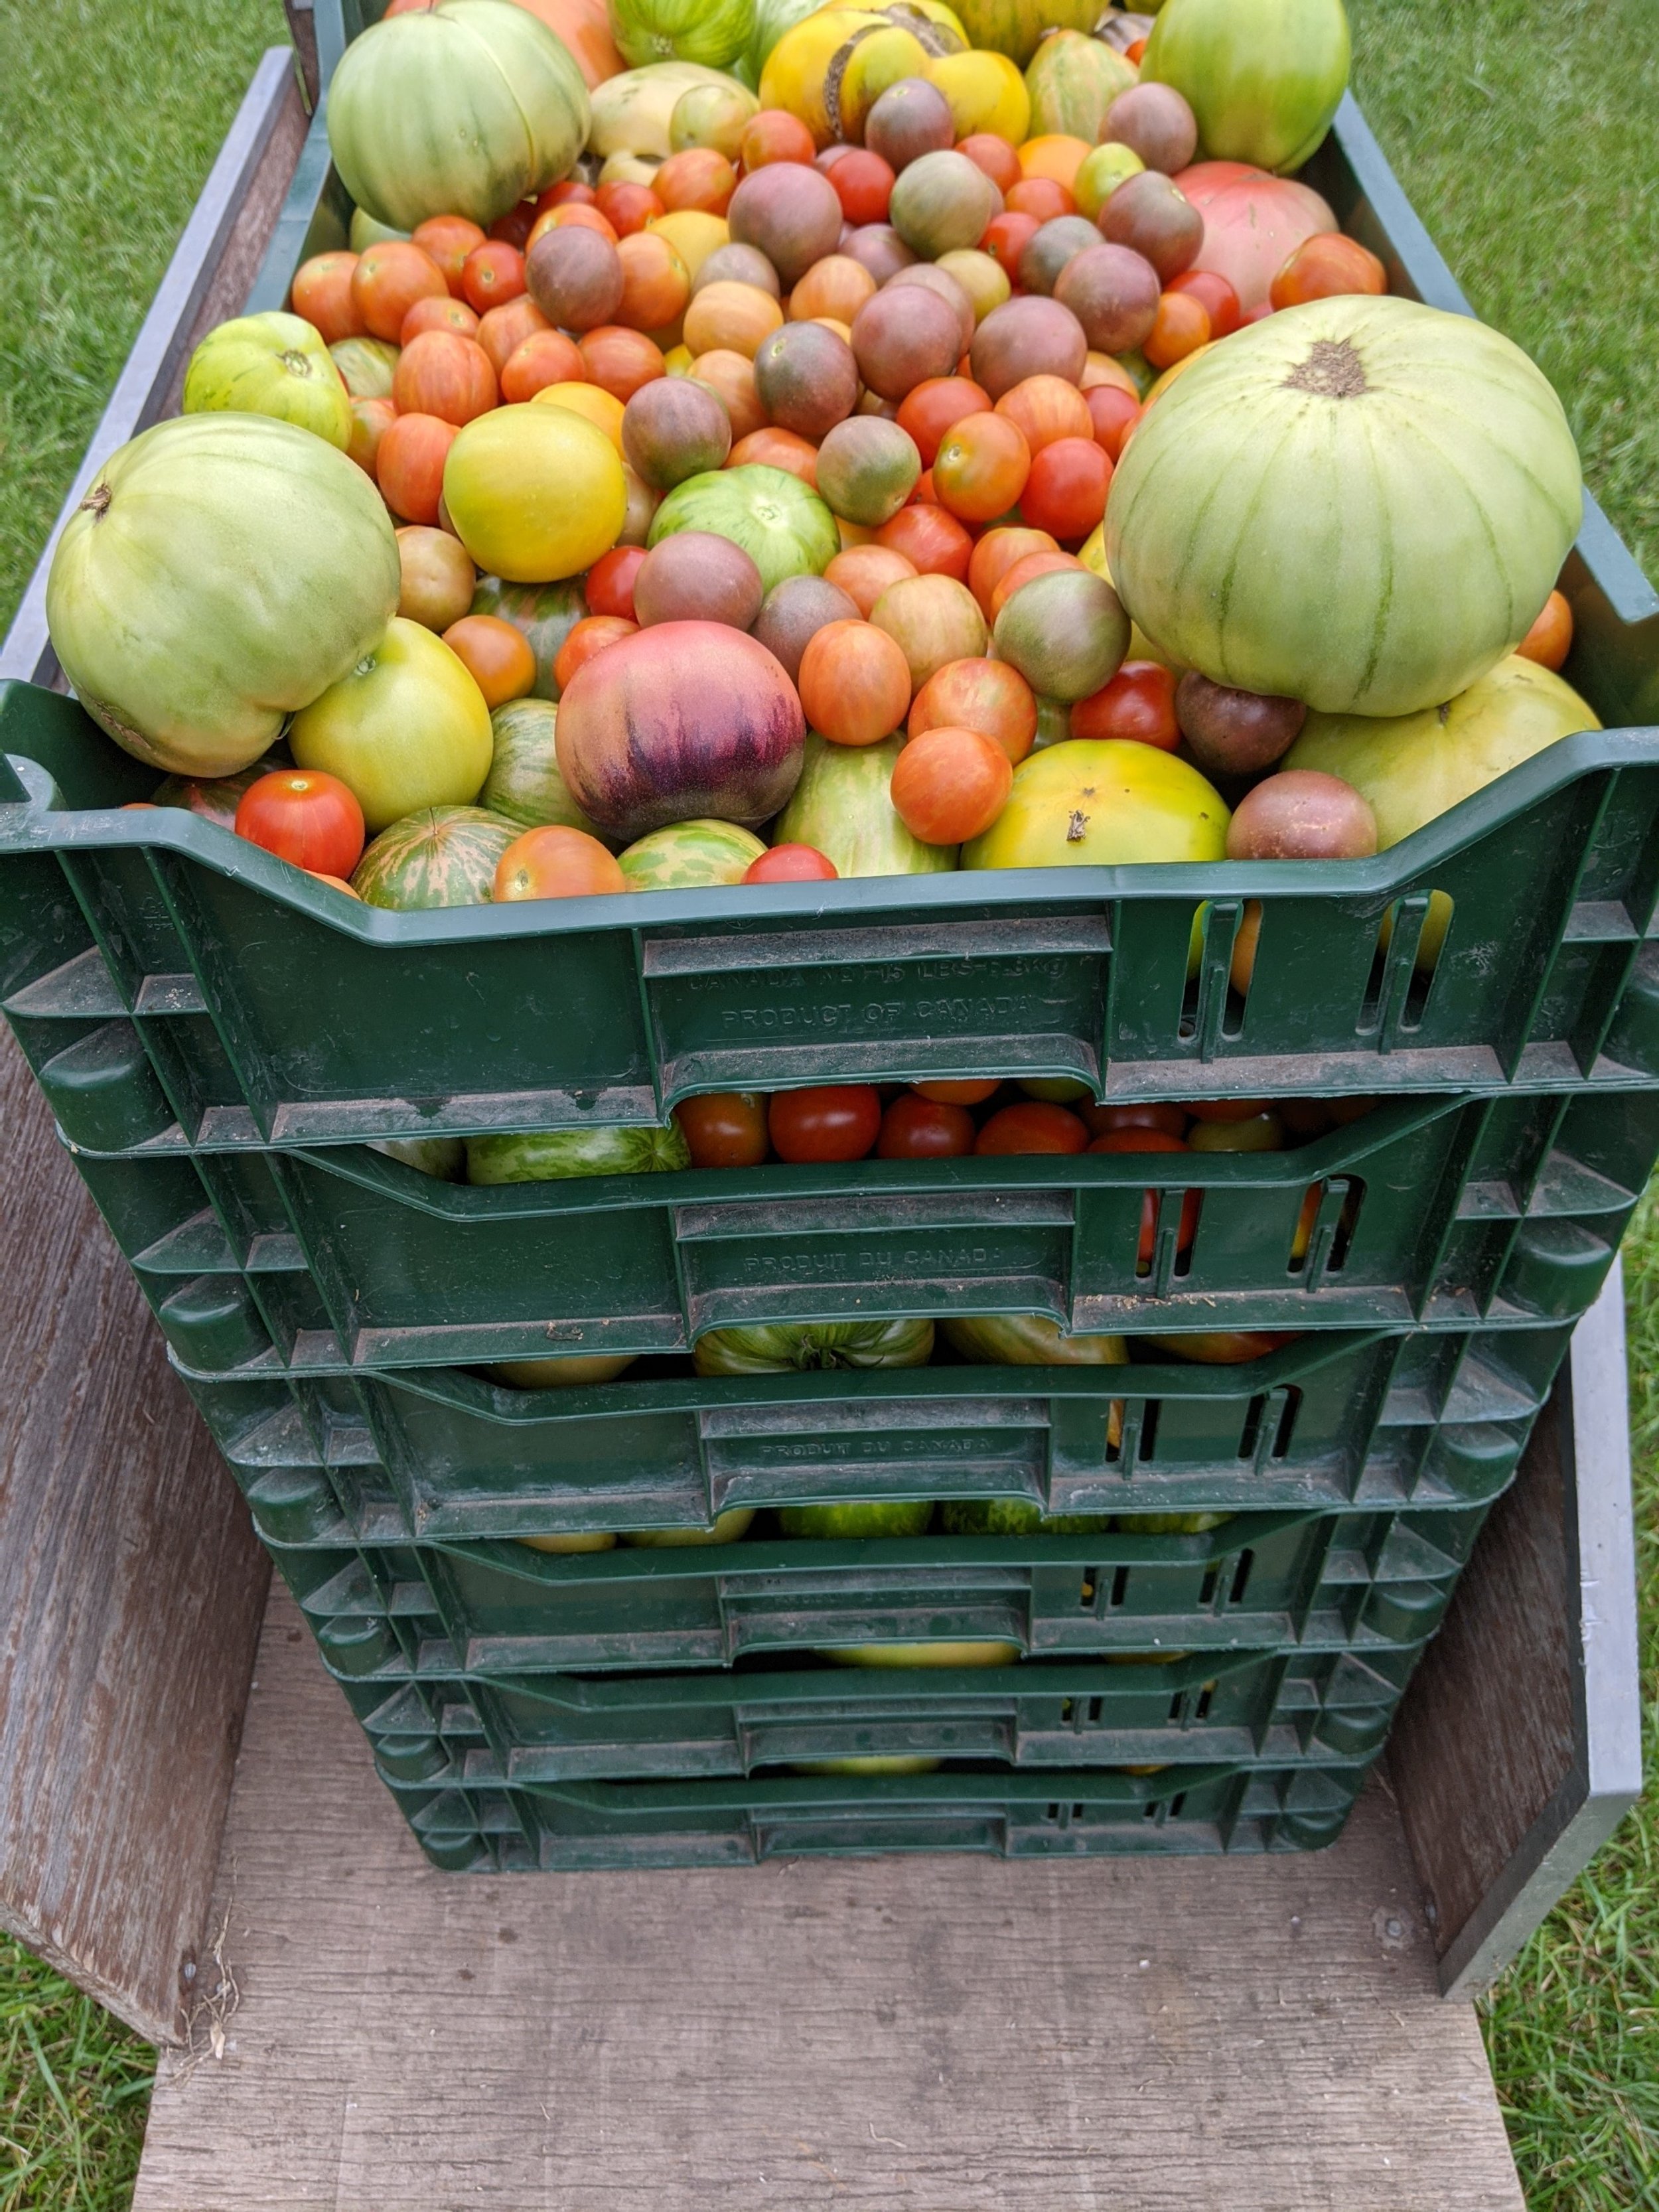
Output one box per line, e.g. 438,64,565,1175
768,1085,883,1163
235,770,365,878
912,1079,1001,1106
975,1101,1088,1155
1084,1102,1187,1138
877,1093,975,1159
1089,1127,1197,1266
674,1092,770,1169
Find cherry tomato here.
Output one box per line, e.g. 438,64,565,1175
1167,268,1241,338
1084,384,1141,461
494,824,626,901
235,769,365,878
979,210,1041,280
877,1093,975,1158
1019,435,1112,541
536,179,596,214
874,502,973,583
1143,290,1210,372
1084,1102,1187,1139
768,1085,883,1163
890,724,1013,844
461,241,526,315
975,1102,1088,1155
1069,660,1181,749
1088,1127,1198,1266
745,844,839,883
933,411,1031,525
740,110,817,169
585,545,647,621
957,133,1022,195
829,149,895,226
595,181,665,236
912,1079,1001,1105
674,1092,770,1169
1005,177,1072,222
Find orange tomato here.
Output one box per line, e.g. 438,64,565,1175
499,329,585,402
654,148,737,216
594,181,664,236
896,375,992,468
579,325,666,402
994,374,1094,455
392,331,499,426
411,216,486,297
347,395,396,478
1167,268,1241,338
553,615,638,691
494,824,626,900
401,293,480,343
475,296,551,377
291,251,365,343
1005,177,1072,223
1143,289,1211,371
1019,435,1111,540
688,348,766,441
957,133,1021,195
798,620,913,747
727,425,819,484
376,411,458,524
908,656,1037,765
351,242,447,341
790,255,877,327
891,723,1013,844
988,548,1082,619
1018,135,1093,192
615,230,690,332
875,502,973,583
461,241,526,315
442,614,537,707
537,179,596,214
683,281,784,360
824,544,918,617
968,525,1058,619
1516,588,1574,672
741,110,817,169
1269,232,1388,310
934,411,1031,524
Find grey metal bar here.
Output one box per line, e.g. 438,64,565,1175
1436,1262,1644,1998
0,47,296,690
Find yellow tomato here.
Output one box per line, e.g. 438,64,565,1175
662,343,695,376
927,48,1030,144
528,380,626,453
1017,133,1093,191
963,739,1229,870
518,1530,618,1552
821,1641,1023,1668
646,209,729,285
289,616,492,831
445,404,626,582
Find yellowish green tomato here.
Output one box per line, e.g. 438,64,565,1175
963,739,1230,870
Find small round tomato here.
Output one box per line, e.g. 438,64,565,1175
586,545,648,621
895,376,992,469
1167,268,1240,339
933,411,1031,526
500,328,585,402
655,147,737,216
553,616,638,692
987,548,1082,620
410,215,486,295
494,824,626,901
957,133,1021,195
674,1091,770,1169
1084,1102,1189,1138
1005,177,1072,222
979,210,1041,280
745,843,840,883
442,613,536,707
829,148,895,225
595,181,665,236
461,241,526,314
768,1084,883,1163
877,1092,975,1158
488,202,538,249
1269,232,1387,311
351,241,447,341
401,293,480,343
967,526,1058,620
234,769,365,878
741,110,817,169
1084,384,1141,461
1020,436,1111,540
875,502,973,583
975,1102,1088,1155
1517,588,1573,672
1143,289,1210,372
1069,660,1180,748
1089,1127,1198,1266
536,178,596,215
912,1078,1001,1104
891,724,1013,844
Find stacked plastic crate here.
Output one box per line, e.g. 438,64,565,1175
3,65,1658,1867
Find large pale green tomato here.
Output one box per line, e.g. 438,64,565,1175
326,0,590,230
962,740,1229,871
1023,27,1136,139
444,406,626,583
1105,295,1583,719
290,617,493,830
648,464,837,593
182,312,352,449
1141,0,1350,173
608,0,757,70
45,413,398,778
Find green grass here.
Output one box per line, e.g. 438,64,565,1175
0,0,1655,2204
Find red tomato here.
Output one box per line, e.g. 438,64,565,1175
1019,436,1112,540
536,179,596,214
877,1093,975,1158
410,216,486,297
461,241,526,314
553,616,638,691
1084,1102,1188,1138
912,1079,1001,1104
1143,289,1210,372
595,181,666,236
674,1092,770,1168
741,110,817,169
875,502,973,583
234,770,365,878
829,148,895,224
1005,177,1073,222
586,545,647,621
1084,384,1141,461
1167,268,1241,338
1069,660,1181,748
768,1085,883,1163
745,843,840,883
895,377,992,469
957,133,1021,196
488,202,538,249
979,210,1041,280
1088,1127,1198,1267
975,1102,1088,1155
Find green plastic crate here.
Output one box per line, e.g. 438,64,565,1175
70,1088,1655,1376
267,1488,1498,1677
377,1760,1372,1868
179,1321,1565,1540
338,1641,1427,1783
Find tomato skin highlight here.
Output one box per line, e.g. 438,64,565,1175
235,770,366,879
975,1102,1088,1155
877,1094,975,1158
768,1085,883,1163
674,1092,770,1168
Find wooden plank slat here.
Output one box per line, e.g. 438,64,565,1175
130,1580,1524,2212
0,1031,269,2045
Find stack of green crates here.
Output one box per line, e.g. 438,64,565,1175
4,62,1659,1866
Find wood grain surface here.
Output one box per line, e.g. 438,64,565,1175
133,1581,1524,2212
0,1030,270,2043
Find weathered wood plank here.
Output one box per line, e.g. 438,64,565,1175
0,1030,269,2044
131,1580,1523,2212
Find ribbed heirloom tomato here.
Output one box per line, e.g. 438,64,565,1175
674,1092,770,1169
877,1094,975,1158
234,769,365,879
768,1086,883,1163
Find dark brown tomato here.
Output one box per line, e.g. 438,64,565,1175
632,532,766,630
968,295,1088,402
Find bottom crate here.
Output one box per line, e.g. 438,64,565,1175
342,1642,1426,1783
382,1761,1372,1870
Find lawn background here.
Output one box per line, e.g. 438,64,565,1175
0,1,1654,2204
